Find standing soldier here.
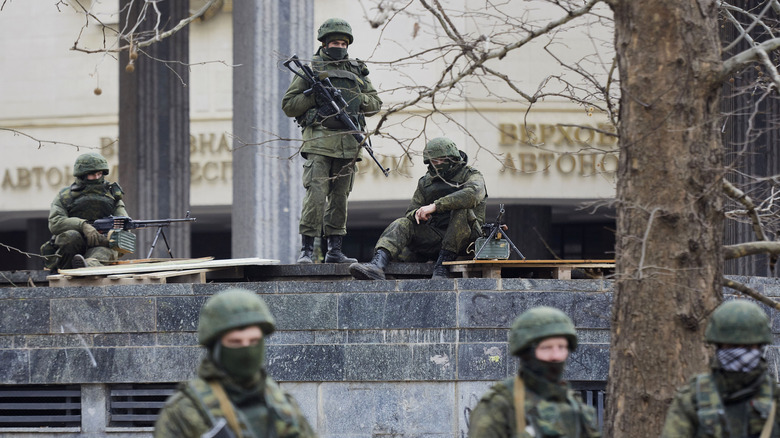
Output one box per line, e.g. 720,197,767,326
662,300,780,437
468,307,601,438
154,288,316,438
282,18,382,264
349,137,486,279
41,152,126,270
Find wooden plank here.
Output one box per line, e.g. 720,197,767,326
142,269,209,284
444,259,614,279
57,257,279,277
443,259,615,266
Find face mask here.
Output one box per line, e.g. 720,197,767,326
214,340,265,382
521,355,567,382
717,346,763,372
427,160,454,177
82,176,105,185
325,46,348,60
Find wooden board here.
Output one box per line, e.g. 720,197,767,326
55,257,278,277
443,259,615,279
47,257,279,286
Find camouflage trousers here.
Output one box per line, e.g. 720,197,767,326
299,154,356,237
376,209,481,261
47,230,118,269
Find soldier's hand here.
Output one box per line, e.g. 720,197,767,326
82,222,108,247
415,203,437,224
315,87,338,108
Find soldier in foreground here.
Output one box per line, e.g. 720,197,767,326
282,18,382,265
350,137,486,279
468,307,601,438
661,300,780,437
154,288,315,438
41,153,127,270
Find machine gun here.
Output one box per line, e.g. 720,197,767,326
283,54,390,177
474,204,525,260
91,213,196,259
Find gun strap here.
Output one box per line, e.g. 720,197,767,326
208,381,243,438
514,375,526,434
761,400,776,438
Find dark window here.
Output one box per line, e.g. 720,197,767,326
109,383,178,427
0,385,81,428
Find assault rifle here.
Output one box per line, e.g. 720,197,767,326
284,54,390,177
91,213,196,259
474,204,525,260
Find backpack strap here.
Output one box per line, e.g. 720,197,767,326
513,375,526,435
760,376,776,438
208,380,244,438
182,378,247,438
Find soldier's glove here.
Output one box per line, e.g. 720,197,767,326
82,222,108,247
314,86,338,108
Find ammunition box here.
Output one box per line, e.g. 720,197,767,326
474,236,510,260
108,229,136,255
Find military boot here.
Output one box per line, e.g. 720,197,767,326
72,254,103,268
324,235,358,263
349,248,391,280
297,235,315,264
432,249,457,278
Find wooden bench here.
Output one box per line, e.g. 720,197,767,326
443,259,615,279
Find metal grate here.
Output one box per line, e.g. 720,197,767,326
571,381,607,430
0,385,81,428
109,383,177,427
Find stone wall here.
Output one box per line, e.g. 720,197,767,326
1,277,615,437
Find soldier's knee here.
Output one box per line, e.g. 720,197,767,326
86,246,116,261
54,230,86,252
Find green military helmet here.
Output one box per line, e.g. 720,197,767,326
317,18,354,44
73,153,110,177
508,306,578,356
705,300,772,345
423,137,461,164
197,288,276,346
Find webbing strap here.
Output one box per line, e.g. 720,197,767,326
208,381,243,438
760,400,776,438
514,376,526,435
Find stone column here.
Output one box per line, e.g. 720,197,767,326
118,0,191,259
232,1,312,263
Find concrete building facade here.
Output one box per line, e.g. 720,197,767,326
0,1,617,269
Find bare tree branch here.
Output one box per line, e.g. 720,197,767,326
723,277,780,310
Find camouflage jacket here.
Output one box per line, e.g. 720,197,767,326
468,371,600,438
661,367,780,438
48,178,127,235
405,162,487,230
281,48,382,160
154,357,316,438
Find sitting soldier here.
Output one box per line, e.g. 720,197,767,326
41,153,127,270
350,137,487,279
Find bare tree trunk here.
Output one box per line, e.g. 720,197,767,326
606,0,724,436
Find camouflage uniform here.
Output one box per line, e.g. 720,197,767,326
349,137,487,279
154,288,316,438
154,358,315,438
42,153,126,270
375,157,486,261
662,300,780,437
468,373,600,438
468,307,600,438
281,18,382,250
